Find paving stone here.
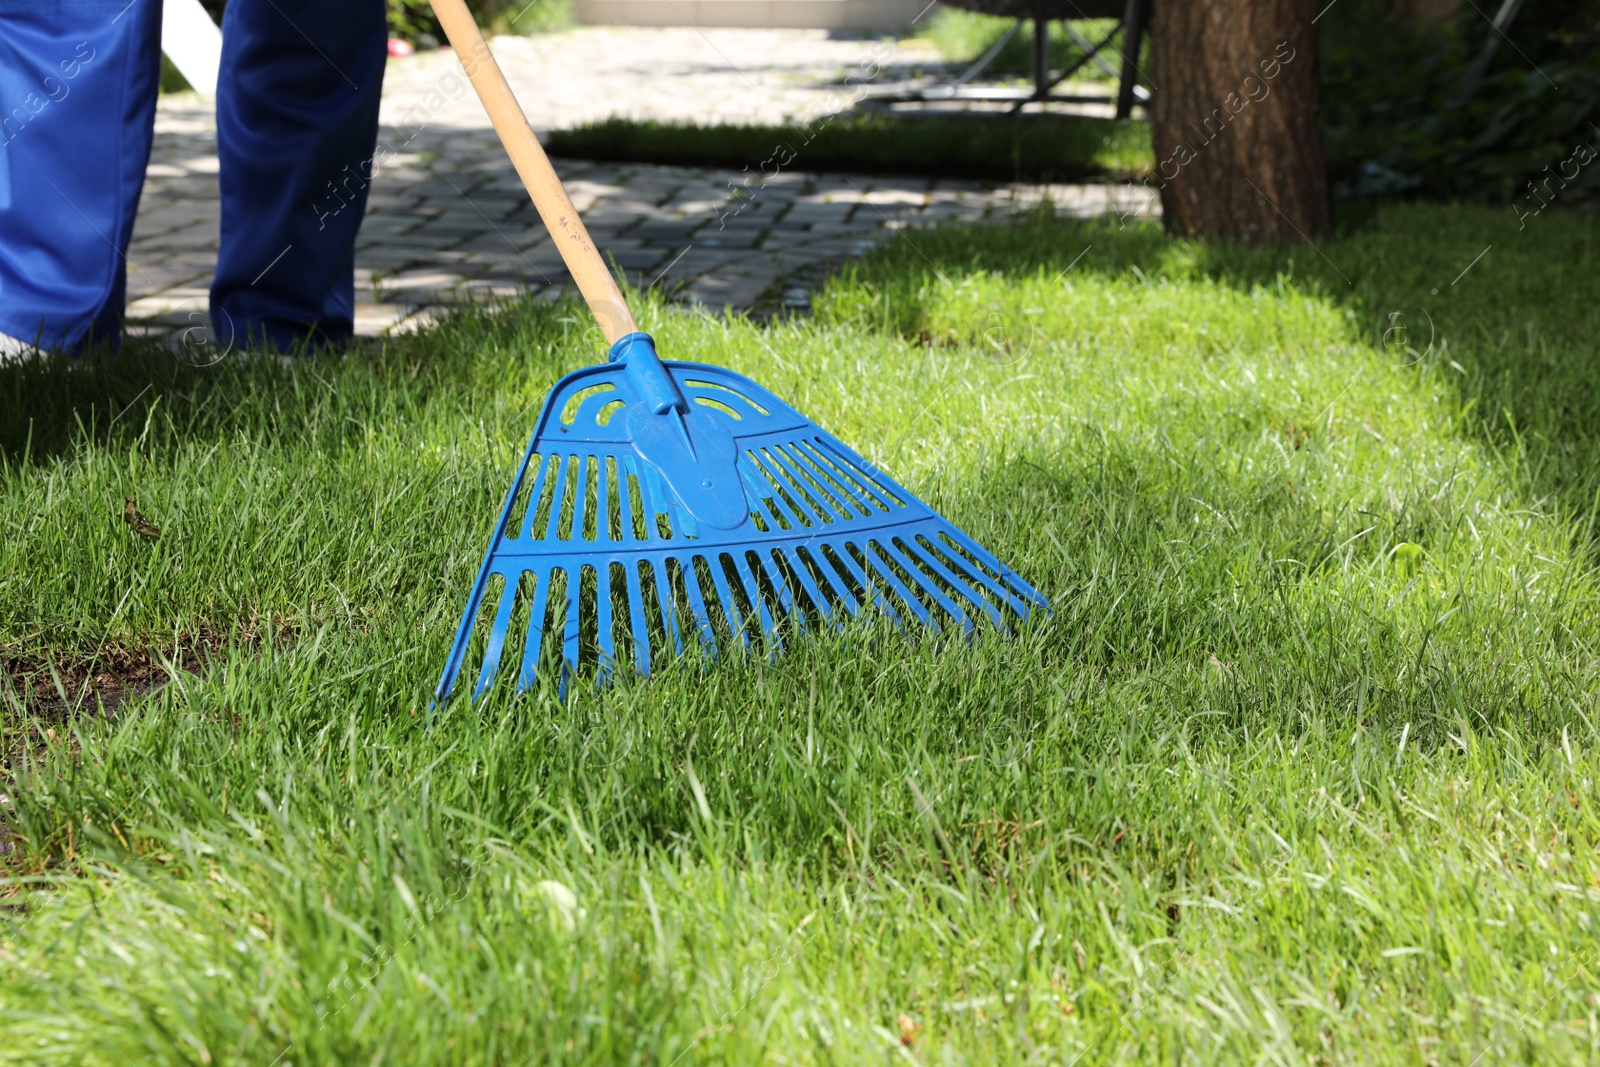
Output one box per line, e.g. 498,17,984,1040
359,255,430,275
453,286,529,306
630,222,706,241
694,233,764,250
710,214,789,232
606,249,671,270
354,303,413,334
452,232,546,256
125,267,210,292
160,251,221,270
130,28,1156,338
657,251,735,277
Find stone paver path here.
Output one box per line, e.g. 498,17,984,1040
127,28,1156,340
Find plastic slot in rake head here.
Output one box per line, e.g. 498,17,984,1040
434,332,1049,703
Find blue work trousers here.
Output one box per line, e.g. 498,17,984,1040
0,0,386,352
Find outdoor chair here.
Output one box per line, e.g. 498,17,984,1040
862,0,1149,117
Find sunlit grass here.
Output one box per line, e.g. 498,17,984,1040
3,203,1599,1065
922,9,1126,83
545,114,1153,182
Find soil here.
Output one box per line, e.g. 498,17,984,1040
2,639,213,723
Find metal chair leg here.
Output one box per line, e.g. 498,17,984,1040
1116,0,1149,119
1034,17,1051,100
952,19,1021,89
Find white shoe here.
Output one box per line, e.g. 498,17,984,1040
0,330,39,363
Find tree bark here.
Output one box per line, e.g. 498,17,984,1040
1148,0,1332,244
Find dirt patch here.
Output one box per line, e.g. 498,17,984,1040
4,640,211,723
2,641,225,874
1,622,297,865
1,619,296,725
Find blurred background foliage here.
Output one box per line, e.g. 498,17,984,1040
925,1,1598,206
160,0,571,91
1320,0,1600,202
186,0,571,44
923,9,1132,82
385,0,573,41
168,0,1593,209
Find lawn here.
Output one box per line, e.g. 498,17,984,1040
544,114,1153,183
4,202,1600,1064
921,9,1129,83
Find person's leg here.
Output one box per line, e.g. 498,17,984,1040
0,0,161,353
211,0,387,352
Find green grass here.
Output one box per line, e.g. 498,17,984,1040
388,0,574,42
921,10,1127,83
545,114,1153,182
5,202,1600,1064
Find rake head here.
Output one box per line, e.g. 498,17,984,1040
434,332,1048,702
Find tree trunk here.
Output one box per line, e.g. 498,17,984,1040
1148,0,1332,244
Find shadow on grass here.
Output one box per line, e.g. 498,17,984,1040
0,299,595,467
817,202,1600,526
544,114,1152,183
932,435,1565,742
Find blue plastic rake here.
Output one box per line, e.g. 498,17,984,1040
424,0,1048,702
433,332,1050,702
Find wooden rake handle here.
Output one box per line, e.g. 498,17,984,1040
429,0,638,343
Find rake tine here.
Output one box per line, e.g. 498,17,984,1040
560,570,581,679
809,439,894,511
744,550,786,628
749,451,811,530
640,464,671,539
516,570,553,691
756,490,798,534
852,547,914,628
652,559,683,656
780,444,857,524
573,455,592,543
937,528,1048,612
733,552,782,655
798,441,884,517
768,446,839,523
814,541,867,618
768,549,813,636
751,494,787,534
544,454,571,541
625,562,653,676
706,556,752,650
736,454,787,531
518,454,552,539
595,563,617,683
472,572,519,701
675,502,701,540
862,541,936,631
816,436,904,507
881,538,974,633
791,545,846,627
621,456,646,541
918,532,1030,621
905,534,1008,631
594,451,610,542
829,541,904,628
616,456,640,542
680,557,719,659
436,583,483,703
